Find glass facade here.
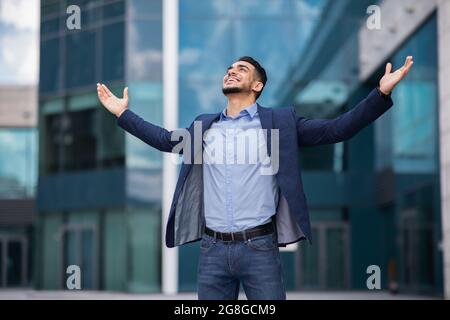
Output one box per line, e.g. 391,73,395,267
39,93,125,175
297,210,349,290
40,0,126,95
0,129,37,198
377,15,441,294
126,0,163,206
178,0,327,127
177,0,327,291
34,0,443,295
376,17,439,175
37,0,162,292
280,1,442,295
39,0,128,176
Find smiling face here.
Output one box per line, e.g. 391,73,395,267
222,60,264,99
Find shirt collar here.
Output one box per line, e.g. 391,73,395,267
220,103,258,121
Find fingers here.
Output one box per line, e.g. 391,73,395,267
97,83,109,97
399,56,414,79
400,56,413,71
385,62,392,75
97,83,107,101
97,83,129,102
404,55,414,72
403,56,413,68
102,84,113,97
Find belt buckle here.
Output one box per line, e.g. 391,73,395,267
221,232,233,242
221,232,229,242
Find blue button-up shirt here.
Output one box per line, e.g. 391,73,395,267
203,103,279,232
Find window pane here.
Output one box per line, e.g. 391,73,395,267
0,129,37,198
66,30,96,89
236,0,290,17
81,230,95,289
68,92,99,112
102,22,125,82
326,228,346,289
179,79,225,128
127,209,161,292
99,110,125,168
44,109,98,173
179,20,232,81
83,7,102,28
7,241,23,287
41,98,64,115
180,0,232,18
40,38,60,94
0,242,3,287
299,227,320,288
63,231,77,284
235,20,295,80
129,0,162,18
102,0,125,19
103,210,127,290
128,20,162,81
41,16,60,36
41,0,60,17
292,0,329,19
126,82,162,192
70,0,102,9
43,113,63,174
63,109,98,171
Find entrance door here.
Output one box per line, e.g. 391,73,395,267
0,235,28,287
59,225,98,290
401,208,435,293
296,222,350,290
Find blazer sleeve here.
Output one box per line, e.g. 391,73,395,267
117,109,192,153
294,88,394,147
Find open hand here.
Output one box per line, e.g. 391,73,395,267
97,83,129,117
379,56,414,95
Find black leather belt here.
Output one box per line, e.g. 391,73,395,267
204,221,274,242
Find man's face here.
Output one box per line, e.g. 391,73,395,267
222,61,262,96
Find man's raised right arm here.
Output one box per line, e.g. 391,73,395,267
97,83,184,153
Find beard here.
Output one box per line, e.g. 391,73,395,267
222,86,243,95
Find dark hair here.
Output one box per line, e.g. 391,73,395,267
238,56,267,100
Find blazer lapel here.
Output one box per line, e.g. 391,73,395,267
201,113,221,136
188,113,221,163
257,104,274,157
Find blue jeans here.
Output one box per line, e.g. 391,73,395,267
197,230,286,300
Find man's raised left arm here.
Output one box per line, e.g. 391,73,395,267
295,56,414,147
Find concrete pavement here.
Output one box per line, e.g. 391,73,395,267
0,289,439,300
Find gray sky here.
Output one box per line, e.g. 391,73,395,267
0,0,39,85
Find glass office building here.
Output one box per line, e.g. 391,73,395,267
0,83,38,288
38,0,163,291
37,0,445,296
37,0,325,293
177,0,327,291
279,0,443,295
0,86,37,288
0,128,36,287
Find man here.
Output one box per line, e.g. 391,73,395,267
97,55,413,300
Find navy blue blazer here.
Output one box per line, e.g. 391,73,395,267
118,88,393,248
